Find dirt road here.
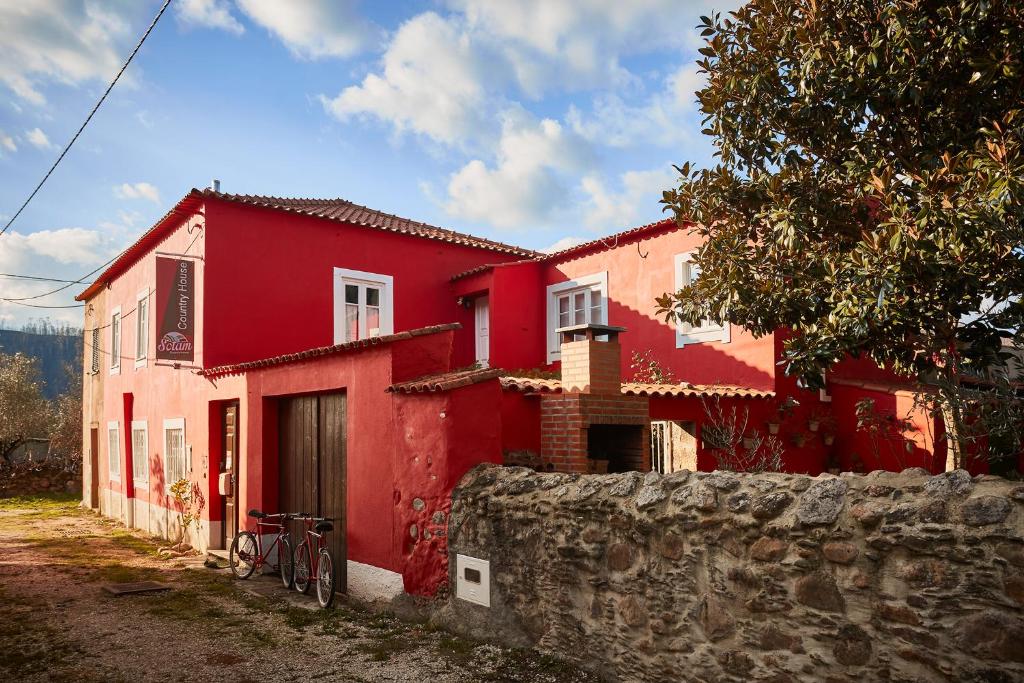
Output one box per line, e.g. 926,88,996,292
0,495,597,682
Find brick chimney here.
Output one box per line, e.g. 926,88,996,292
558,324,624,394
539,324,650,474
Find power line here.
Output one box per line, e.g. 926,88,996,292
0,0,174,238
0,251,121,302
3,301,84,309
0,273,95,284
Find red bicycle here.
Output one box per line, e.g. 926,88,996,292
293,514,337,608
229,509,295,589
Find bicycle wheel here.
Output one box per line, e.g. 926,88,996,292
278,536,294,589
229,531,258,579
316,548,336,609
294,542,312,594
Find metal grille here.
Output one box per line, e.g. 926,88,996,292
108,425,120,478
164,427,185,485
131,425,147,483
90,328,99,373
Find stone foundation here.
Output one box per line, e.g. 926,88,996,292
445,465,1024,682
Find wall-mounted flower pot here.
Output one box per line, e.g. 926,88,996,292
767,422,780,435
823,434,835,446
742,437,756,450
808,420,820,432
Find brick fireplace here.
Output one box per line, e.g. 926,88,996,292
540,324,650,473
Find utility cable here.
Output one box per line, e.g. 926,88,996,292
0,0,174,238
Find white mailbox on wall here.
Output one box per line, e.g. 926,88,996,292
456,554,490,607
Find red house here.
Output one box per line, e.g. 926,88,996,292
77,187,1011,599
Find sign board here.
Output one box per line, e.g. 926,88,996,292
155,256,195,363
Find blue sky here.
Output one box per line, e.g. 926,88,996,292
0,0,739,327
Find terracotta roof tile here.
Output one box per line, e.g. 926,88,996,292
199,323,461,378
499,376,774,399
388,367,501,393
208,190,536,257
538,218,679,262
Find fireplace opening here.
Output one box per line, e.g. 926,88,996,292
588,424,645,473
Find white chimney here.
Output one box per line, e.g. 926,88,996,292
211,179,221,192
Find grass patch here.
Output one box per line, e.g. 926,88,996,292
90,562,163,584
437,634,476,666
0,586,75,677
110,529,162,557
357,633,416,662
27,534,106,565
0,492,82,518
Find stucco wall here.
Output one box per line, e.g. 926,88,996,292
446,465,1024,682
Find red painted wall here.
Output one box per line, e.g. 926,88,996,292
202,199,522,370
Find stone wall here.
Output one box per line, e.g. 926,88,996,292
444,465,1024,682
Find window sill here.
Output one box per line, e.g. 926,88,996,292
134,358,147,370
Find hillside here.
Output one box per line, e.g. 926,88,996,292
0,329,82,399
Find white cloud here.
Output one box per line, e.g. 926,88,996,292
114,182,161,204
25,127,53,150
0,131,15,153
444,112,593,230
175,0,244,35
236,0,379,59
448,0,692,94
323,12,495,146
542,236,588,254
581,165,677,232
567,64,704,149
0,1,132,105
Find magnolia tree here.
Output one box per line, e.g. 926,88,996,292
0,352,53,465
659,1,1024,466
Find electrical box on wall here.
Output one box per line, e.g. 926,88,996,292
456,554,490,607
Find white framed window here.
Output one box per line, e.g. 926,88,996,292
333,267,394,344
90,328,100,374
131,420,148,486
819,371,832,403
674,253,730,347
546,272,608,363
110,306,121,374
107,421,121,482
135,289,149,368
163,418,187,491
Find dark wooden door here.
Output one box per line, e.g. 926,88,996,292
221,403,239,548
89,427,99,508
279,393,347,592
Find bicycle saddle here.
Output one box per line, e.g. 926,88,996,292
315,520,334,533
248,509,266,519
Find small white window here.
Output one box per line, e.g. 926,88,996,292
333,268,394,344
110,307,121,374
163,418,187,491
674,253,730,347
107,421,121,482
131,421,148,486
135,289,149,368
546,272,608,363
819,371,832,403
90,328,100,374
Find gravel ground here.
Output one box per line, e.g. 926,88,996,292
0,495,599,683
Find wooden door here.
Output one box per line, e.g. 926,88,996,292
278,393,346,591
89,427,99,508
317,393,347,591
220,403,239,548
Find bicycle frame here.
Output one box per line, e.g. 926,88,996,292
248,514,290,571
295,515,331,576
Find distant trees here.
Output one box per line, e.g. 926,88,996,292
0,352,53,465
0,352,81,465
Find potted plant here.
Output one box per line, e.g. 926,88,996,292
742,431,757,450
808,407,831,432
791,431,809,448
823,432,836,446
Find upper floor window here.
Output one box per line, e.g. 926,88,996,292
674,252,730,347
135,289,149,368
90,328,100,374
333,268,394,344
110,307,121,374
546,272,608,363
